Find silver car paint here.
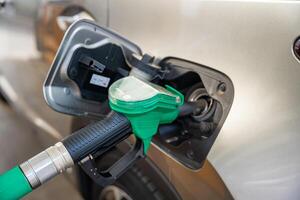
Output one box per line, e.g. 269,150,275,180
2,0,300,199
97,1,300,199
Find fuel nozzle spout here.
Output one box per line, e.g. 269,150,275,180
178,99,208,117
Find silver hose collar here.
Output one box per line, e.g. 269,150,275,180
20,142,74,189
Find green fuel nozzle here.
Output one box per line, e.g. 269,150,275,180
0,76,184,200
109,76,184,153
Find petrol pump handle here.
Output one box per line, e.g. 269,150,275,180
63,99,205,163
62,112,131,162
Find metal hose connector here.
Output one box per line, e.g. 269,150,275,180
19,142,73,189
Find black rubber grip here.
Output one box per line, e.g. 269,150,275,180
62,112,132,162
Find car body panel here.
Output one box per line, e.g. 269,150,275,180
1,0,300,200
102,1,300,199
148,144,233,200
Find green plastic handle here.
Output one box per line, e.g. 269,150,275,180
0,166,32,200
109,76,184,153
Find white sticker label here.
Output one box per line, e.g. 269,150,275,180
90,74,111,88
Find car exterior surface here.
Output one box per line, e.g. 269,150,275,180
104,1,300,199
1,0,300,200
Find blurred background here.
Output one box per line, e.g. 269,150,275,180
0,0,83,199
